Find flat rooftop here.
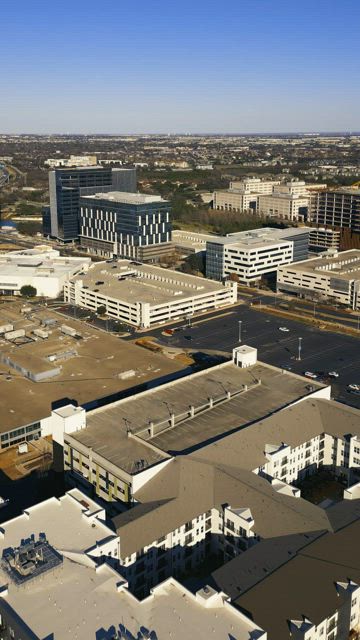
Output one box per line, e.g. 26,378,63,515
81,190,166,205
0,302,184,434
172,230,216,250
70,360,327,475
0,254,90,278
287,249,360,279
0,561,261,640
69,260,228,305
207,226,310,250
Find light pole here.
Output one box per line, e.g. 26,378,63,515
297,337,302,361
238,320,242,343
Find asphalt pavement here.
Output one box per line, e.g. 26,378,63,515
150,305,360,410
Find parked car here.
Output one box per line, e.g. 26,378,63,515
278,326,290,332
304,371,318,379
328,371,339,378
348,383,360,391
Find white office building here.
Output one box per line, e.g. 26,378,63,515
213,178,280,213
206,227,310,284
277,249,360,309
0,246,91,297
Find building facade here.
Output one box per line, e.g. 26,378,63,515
311,188,360,233
64,260,237,327
309,228,341,251
79,191,172,260
44,166,137,242
277,249,360,309
206,227,310,283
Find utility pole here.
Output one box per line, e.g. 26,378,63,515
297,337,302,361
238,320,242,343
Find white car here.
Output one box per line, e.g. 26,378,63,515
348,384,360,391
304,371,318,379
278,326,290,332
328,371,339,378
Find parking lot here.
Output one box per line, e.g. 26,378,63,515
150,305,360,409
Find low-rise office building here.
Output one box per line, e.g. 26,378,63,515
79,191,172,260
258,192,309,221
277,249,360,309
213,178,280,213
172,229,216,255
0,246,91,297
206,227,310,283
64,259,237,327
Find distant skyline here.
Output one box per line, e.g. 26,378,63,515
1,0,359,134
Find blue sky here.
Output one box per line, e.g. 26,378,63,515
1,0,359,133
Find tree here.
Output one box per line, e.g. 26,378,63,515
96,305,106,315
20,285,37,297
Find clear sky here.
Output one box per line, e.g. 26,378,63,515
1,0,359,134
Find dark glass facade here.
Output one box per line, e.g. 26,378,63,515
46,167,137,242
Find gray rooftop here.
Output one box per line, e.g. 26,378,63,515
231,520,360,640
70,361,326,475
284,249,360,280
68,259,232,306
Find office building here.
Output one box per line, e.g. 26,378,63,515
44,154,98,168
0,246,91,297
79,191,172,260
64,259,237,327
206,227,310,283
311,187,360,233
277,249,360,309
172,229,216,255
309,227,341,251
213,178,280,213
258,192,309,221
43,166,137,242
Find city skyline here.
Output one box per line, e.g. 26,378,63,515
1,0,359,134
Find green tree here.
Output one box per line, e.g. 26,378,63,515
96,305,106,315
20,285,37,297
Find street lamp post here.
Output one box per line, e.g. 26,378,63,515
238,320,242,343
297,337,302,361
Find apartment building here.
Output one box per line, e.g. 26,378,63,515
206,227,310,283
0,489,264,640
79,191,172,260
277,249,360,309
64,259,237,327
214,521,360,640
311,188,360,233
43,166,136,242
